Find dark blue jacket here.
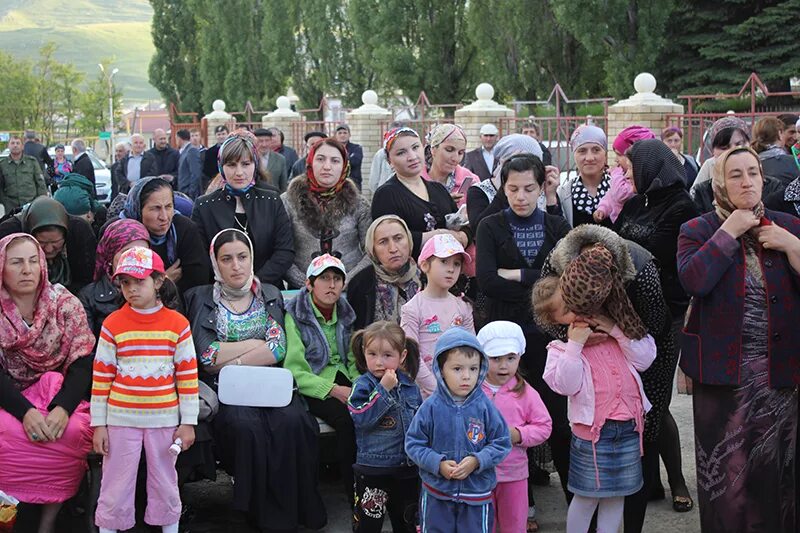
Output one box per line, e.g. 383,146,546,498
405,348,511,505
348,370,422,468
678,209,800,386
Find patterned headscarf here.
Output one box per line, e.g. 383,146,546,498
94,218,150,281
383,127,420,152
559,244,646,340
710,116,750,146
612,125,655,156
305,139,350,201
0,233,95,387
570,125,608,153
209,228,262,305
120,176,178,264
424,124,467,169
217,132,259,196
491,134,544,181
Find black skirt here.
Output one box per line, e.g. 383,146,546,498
213,393,328,530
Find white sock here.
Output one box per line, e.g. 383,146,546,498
566,495,599,533
162,523,179,533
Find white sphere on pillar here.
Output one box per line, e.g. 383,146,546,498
634,73,657,94
475,83,495,101
212,99,226,112
362,90,379,106
276,96,291,111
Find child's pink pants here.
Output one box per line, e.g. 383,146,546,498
95,426,180,530
491,479,528,533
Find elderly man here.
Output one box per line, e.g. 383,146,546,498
177,129,203,199
0,136,48,214
254,128,288,192
118,133,158,194
71,138,96,192
147,128,180,178
334,124,363,189
267,127,299,171
463,123,499,181
110,141,130,199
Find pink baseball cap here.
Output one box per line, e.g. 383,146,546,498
418,234,471,264
113,247,165,280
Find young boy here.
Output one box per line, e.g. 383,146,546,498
405,328,512,532
284,254,360,504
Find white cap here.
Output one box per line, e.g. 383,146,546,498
477,321,526,357
480,124,499,136
795,117,800,130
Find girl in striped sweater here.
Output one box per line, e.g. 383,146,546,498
90,247,199,533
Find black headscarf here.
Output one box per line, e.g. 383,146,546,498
629,139,686,195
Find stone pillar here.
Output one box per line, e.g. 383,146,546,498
262,96,303,148
607,73,683,166
203,100,234,146
346,90,392,197
455,83,514,151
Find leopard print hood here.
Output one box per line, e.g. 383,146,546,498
549,224,638,282
284,175,361,235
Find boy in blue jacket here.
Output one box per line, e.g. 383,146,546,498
405,328,512,532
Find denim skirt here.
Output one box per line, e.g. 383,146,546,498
567,419,643,498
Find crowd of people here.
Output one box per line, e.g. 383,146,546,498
1,112,800,533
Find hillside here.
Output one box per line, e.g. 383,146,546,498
0,0,159,103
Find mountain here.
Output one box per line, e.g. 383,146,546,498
0,0,159,103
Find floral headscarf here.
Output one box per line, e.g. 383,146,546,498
217,132,260,196
0,233,95,388
94,219,150,281
120,177,178,265
305,139,350,201
424,123,467,170
209,228,262,305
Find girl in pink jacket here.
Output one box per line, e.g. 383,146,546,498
533,244,655,533
478,321,552,533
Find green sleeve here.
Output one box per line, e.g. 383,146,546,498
346,349,361,383
34,168,46,197
283,314,335,400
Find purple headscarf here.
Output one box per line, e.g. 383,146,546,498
612,125,656,155
570,125,607,152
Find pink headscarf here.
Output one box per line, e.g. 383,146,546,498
0,233,95,388
612,125,656,156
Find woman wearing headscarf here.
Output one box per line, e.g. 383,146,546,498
0,196,97,295
613,139,699,513
371,127,471,260
347,215,421,331
184,228,326,532
281,138,371,289
78,218,150,336
678,146,800,531
423,123,477,208
192,133,295,288
535,224,672,532
553,124,613,228
0,233,96,533
103,176,209,294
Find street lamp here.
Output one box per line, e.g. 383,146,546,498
98,64,119,163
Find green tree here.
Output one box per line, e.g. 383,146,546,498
550,0,675,98
0,52,37,132
76,59,124,139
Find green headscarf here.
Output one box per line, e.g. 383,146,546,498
53,173,101,216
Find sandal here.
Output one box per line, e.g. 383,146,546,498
527,518,540,532
672,495,694,513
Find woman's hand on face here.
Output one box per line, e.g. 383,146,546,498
497,269,521,282
93,426,109,455
165,259,182,283
753,223,800,254
45,406,69,441
567,321,592,345
23,408,54,443
720,209,760,239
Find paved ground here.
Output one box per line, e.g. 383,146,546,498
176,387,700,533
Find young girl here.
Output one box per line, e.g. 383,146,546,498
533,244,656,533
400,233,474,398
91,247,199,533
347,321,423,533
477,321,552,533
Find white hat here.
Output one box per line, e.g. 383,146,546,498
477,321,526,357
480,124,499,136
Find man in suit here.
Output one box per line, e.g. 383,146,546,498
254,128,288,192
176,129,203,199
117,133,158,195
463,123,498,181
202,124,229,190
334,124,364,190
23,130,54,177
71,138,96,197
268,127,299,171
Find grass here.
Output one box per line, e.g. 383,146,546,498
0,0,158,102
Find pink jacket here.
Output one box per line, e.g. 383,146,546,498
481,376,552,483
596,167,634,223
542,327,655,428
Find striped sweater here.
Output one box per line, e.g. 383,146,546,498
90,303,199,428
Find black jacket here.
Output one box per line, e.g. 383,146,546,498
118,152,159,194
345,142,364,189
202,143,221,182
760,153,798,186
347,264,378,331
192,186,295,287
78,275,120,337
71,152,96,188
614,181,699,317
463,148,492,181
148,146,180,177
476,209,570,324
24,141,53,174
